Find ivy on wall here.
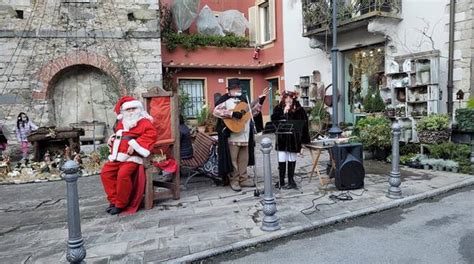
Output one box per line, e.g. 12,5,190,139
159,3,250,52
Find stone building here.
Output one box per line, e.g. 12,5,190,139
450,0,473,108
0,0,162,142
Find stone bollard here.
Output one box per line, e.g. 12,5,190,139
62,160,86,263
387,122,402,199
260,137,281,231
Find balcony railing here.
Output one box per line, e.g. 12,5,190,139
303,0,402,36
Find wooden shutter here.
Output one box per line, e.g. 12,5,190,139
248,6,258,45
268,0,276,42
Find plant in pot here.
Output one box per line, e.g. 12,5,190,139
310,101,329,132
356,116,392,160
419,158,430,170
385,105,395,118
416,114,451,144
395,104,406,117
196,105,209,133
445,160,459,173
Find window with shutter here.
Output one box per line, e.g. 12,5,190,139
251,0,276,46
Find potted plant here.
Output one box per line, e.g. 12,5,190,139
196,105,209,133
416,114,451,144
356,116,392,160
395,104,406,117
420,159,430,170
310,101,329,132
385,105,395,118
445,160,459,173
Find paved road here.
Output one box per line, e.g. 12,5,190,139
204,186,474,264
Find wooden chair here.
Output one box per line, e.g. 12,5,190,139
142,89,180,210
182,132,219,189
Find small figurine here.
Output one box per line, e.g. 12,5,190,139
44,150,51,163
64,145,71,160
73,152,82,165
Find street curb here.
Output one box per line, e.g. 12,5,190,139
165,177,474,264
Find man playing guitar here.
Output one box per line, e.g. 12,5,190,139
213,78,269,192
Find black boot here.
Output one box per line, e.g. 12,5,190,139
275,162,286,188
108,206,122,215
284,161,297,189
105,203,115,213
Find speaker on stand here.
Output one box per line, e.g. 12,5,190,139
332,143,365,190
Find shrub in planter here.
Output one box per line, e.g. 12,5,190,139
356,116,392,160
419,159,430,170
416,114,451,144
445,160,459,173
455,108,474,132
310,101,330,131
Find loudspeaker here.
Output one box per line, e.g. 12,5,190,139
333,143,365,190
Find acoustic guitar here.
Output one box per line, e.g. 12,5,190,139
224,101,252,133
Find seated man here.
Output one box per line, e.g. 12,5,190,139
179,115,193,160
100,96,158,215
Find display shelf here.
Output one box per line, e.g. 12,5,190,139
385,50,440,142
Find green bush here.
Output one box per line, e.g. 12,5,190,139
416,114,450,132
467,98,474,109
356,116,392,151
426,142,472,174
400,143,420,155
310,101,330,122
455,108,474,132
98,145,110,160
164,32,249,51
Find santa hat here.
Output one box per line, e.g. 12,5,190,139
114,96,148,120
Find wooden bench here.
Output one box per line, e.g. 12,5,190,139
182,132,219,189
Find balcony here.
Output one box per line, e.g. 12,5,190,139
302,0,402,37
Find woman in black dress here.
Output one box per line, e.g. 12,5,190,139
271,91,310,189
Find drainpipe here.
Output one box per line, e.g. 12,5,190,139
447,0,455,117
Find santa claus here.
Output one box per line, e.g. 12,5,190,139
101,96,157,215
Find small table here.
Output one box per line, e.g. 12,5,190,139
304,143,336,185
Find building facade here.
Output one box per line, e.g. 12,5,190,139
160,0,284,120
0,0,162,141
290,0,473,141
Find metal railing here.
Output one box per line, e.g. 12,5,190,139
302,0,402,36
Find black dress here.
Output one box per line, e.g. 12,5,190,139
271,104,310,153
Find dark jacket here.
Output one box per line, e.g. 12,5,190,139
271,104,310,153
214,94,261,185
179,124,193,160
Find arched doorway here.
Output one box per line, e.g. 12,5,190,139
51,65,119,139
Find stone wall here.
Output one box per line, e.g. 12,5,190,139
449,0,473,109
0,0,162,142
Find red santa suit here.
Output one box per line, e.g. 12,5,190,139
100,96,157,214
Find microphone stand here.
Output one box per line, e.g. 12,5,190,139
245,94,265,197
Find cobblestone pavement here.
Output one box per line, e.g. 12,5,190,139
1,136,473,263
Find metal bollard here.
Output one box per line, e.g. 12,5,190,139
260,137,280,231
387,122,402,199
62,160,86,263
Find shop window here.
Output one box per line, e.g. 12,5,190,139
179,79,205,118
344,46,386,119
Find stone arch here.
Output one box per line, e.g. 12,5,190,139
33,51,127,99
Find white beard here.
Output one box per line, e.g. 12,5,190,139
122,111,142,131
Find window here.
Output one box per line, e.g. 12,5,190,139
249,0,276,45
179,79,205,118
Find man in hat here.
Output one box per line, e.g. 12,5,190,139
100,96,158,215
213,78,268,191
